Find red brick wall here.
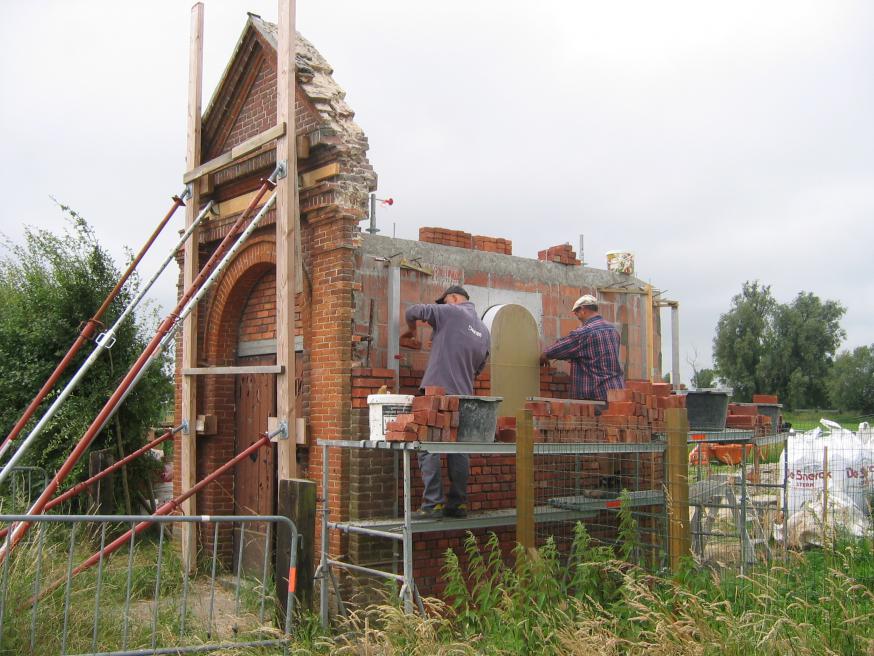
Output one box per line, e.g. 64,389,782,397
238,270,276,343
356,267,656,385
204,44,320,161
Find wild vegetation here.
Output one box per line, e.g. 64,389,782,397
0,209,173,506
301,516,874,655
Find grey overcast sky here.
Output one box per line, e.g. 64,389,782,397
1,1,872,383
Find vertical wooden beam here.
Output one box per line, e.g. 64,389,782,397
665,407,691,572
646,284,655,381
670,302,680,390
276,0,298,480
515,409,535,552
181,1,204,570
277,478,316,611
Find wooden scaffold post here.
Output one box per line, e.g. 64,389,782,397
180,0,204,572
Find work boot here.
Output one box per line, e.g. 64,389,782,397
443,504,468,518
412,504,443,520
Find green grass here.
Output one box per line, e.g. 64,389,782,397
0,526,287,655
782,409,872,432
314,519,874,655
3,507,872,655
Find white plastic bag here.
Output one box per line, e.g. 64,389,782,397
776,419,874,545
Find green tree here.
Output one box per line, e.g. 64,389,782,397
0,209,172,506
712,281,776,401
712,282,845,408
827,345,874,413
760,292,845,408
691,367,717,389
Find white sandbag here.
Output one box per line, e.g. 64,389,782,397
776,419,874,544
784,491,870,549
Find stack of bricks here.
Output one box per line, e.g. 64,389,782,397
385,387,460,442
419,227,473,249
351,367,396,408
521,382,686,444
496,416,517,442
471,235,512,255
524,399,600,443
419,227,513,255
726,402,772,434
537,243,581,266
603,380,684,433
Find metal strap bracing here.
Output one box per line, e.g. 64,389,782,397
0,188,191,463
1,167,281,560
0,196,214,485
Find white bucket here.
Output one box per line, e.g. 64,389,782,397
367,394,414,440
606,250,634,275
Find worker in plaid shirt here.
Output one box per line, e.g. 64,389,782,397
540,294,624,401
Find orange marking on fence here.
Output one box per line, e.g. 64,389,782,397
288,566,297,593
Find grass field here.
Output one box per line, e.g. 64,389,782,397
782,409,873,432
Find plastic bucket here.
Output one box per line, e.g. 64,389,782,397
606,251,634,275
456,395,503,442
684,391,729,431
367,394,414,440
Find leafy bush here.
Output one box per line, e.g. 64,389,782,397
0,208,172,507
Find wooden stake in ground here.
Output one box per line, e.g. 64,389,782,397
516,408,535,552
666,407,691,571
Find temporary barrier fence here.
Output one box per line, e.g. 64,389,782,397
0,514,298,655
1,168,280,558
0,467,49,515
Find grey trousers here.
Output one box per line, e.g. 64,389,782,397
417,451,469,510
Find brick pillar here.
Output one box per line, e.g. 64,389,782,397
305,210,357,556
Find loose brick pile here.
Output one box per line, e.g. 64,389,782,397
519,381,684,444
418,227,512,255
385,386,461,442
538,243,581,266
419,227,474,249
472,235,512,255
726,402,773,432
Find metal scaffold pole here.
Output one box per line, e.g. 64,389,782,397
1,169,281,560
0,188,192,464
0,199,215,486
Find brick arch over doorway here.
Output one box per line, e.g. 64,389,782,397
203,236,277,366
195,237,277,561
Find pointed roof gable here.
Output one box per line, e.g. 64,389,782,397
202,14,371,164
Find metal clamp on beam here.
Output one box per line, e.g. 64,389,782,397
275,160,288,181
181,419,190,435
268,420,289,443
95,332,117,350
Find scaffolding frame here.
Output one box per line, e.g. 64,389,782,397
315,437,669,625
